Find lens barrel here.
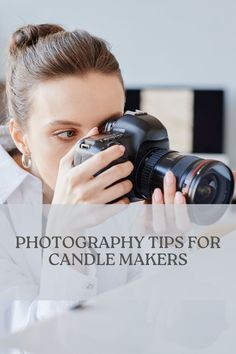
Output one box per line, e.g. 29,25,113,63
137,150,234,204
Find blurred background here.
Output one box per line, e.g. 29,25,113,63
0,0,236,168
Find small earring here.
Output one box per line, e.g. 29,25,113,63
22,153,32,169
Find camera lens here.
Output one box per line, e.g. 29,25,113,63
136,150,234,204
194,176,218,204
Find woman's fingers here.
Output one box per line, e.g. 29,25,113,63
152,191,167,233
113,197,130,204
174,191,186,205
174,192,192,231
94,179,133,204
69,144,126,183
163,170,176,204
94,160,134,189
152,188,164,204
162,170,176,223
151,181,191,233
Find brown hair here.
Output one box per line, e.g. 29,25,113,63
0,82,7,124
6,23,124,126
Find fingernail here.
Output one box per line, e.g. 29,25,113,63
165,171,174,186
118,144,125,152
154,188,162,203
175,191,184,204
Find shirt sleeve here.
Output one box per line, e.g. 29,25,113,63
0,209,97,335
0,245,98,335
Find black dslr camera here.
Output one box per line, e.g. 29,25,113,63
74,110,234,204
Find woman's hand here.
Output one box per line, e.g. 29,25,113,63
152,169,236,205
149,170,191,233
152,170,186,205
52,127,134,205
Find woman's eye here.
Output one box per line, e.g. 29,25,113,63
55,130,76,140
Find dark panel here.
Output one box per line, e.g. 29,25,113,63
193,90,224,153
124,89,140,112
125,88,224,154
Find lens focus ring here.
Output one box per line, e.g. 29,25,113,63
139,150,169,198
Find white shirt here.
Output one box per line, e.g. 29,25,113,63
0,144,141,337
0,144,42,205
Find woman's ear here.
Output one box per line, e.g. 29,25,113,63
8,118,30,154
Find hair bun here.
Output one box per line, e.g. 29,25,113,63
9,23,65,57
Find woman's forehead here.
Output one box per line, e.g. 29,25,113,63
29,73,125,126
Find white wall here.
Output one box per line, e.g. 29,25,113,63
1,0,236,167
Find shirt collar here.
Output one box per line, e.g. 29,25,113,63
0,144,42,203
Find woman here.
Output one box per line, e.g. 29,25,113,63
2,23,184,206
0,23,234,334
0,23,186,335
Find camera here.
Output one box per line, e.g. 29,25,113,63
74,110,234,204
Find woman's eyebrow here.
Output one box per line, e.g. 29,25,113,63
46,120,82,127
46,113,122,128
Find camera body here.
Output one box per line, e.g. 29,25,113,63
74,110,234,204
74,110,169,201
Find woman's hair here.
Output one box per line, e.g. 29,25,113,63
0,82,7,124
6,23,124,126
